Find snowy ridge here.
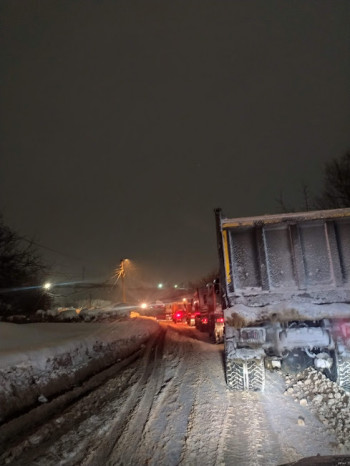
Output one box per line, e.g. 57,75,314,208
0,318,159,422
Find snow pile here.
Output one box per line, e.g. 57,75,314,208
0,317,159,422
39,304,137,322
2,303,140,324
79,305,135,322
284,368,350,451
56,309,79,321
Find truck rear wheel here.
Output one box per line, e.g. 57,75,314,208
337,358,350,392
226,359,245,390
226,358,265,391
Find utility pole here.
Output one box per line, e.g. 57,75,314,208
116,258,128,303
121,260,126,303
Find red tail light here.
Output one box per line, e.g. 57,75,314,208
216,317,224,323
201,317,208,324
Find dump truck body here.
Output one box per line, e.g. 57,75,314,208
215,208,350,391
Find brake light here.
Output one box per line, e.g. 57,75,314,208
176,313,181,318
201,317,208,324
216,317,224,323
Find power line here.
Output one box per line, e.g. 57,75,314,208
18,236,83,261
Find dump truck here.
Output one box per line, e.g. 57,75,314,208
215,208,350,391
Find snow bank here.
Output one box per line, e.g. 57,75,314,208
79,305,134,322
0,317,159,422
56,309,79,321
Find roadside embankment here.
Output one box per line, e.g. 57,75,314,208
0,317,160,422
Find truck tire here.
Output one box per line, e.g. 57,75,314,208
337,358,350,392
226,358,265,391
226,359,245,390
247,358,265,391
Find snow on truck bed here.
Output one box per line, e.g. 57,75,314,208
0,317,159,422
226,302,350,327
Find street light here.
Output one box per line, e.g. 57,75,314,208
116,258,129,303
43,282,52,290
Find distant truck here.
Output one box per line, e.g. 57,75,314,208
194,283,224,342
171,302,187,323
215,208,350,391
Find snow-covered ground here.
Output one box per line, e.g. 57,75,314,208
0,316,159,422
1,318,350,465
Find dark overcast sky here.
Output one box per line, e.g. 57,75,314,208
1,0,349,285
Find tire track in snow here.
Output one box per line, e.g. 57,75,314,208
0,352,144,465
132,326,200,466
178,353,202,465
82,328,165,466
4,322,340,466
105,329,167,465
218,390,284,466
180,341,227,465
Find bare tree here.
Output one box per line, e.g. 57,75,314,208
315,152,350,209
275,190,295,213
0,216,50,315
276,182,314,213
276,152,350,213
188,269,219,290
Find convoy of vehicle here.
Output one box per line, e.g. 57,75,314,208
167,288,224,343
215,207,350,392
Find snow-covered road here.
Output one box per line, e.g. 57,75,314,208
1,321,348,465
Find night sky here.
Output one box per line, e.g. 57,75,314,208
1,1,349,286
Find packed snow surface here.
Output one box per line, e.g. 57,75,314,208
1,319,350,465
0,317,159,421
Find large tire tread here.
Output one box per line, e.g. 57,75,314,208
226,359,245,390
337,357,350,392
246,358,265,391
226,358,265,391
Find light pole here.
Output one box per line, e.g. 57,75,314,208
116,258,128,303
